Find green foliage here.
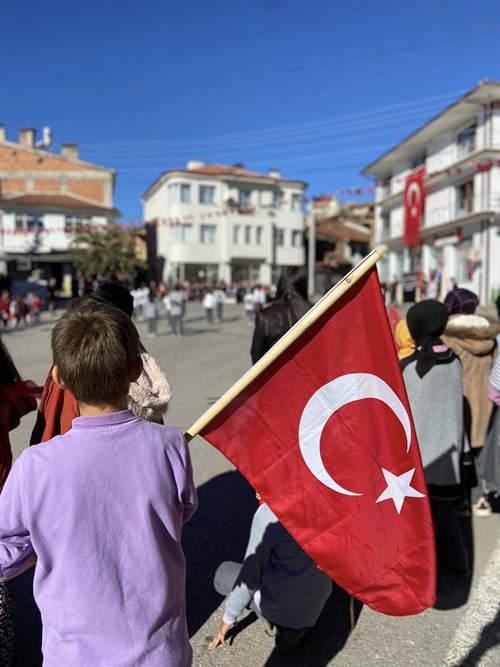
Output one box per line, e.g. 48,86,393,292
70,225,147,278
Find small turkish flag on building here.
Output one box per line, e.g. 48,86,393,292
403,167,425,246
192,260,436,616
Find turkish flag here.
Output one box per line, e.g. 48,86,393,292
403,167,425,246
200,268,436,616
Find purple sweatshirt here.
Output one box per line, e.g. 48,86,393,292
0,410,197,666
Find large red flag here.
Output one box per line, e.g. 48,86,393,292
196,266,436,616
403,167,425,246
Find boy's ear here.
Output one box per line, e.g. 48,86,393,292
52,365,67,390
130,355,143,383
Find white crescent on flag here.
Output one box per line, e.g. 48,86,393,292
298,373,412,496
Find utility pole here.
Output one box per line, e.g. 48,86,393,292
307,207,316,298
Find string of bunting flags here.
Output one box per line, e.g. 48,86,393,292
1,156,498,236
377,157,499,187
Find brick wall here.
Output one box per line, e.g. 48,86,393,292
34,178,61,192
68,180,103,203
0,144,112,206
0,144,92,172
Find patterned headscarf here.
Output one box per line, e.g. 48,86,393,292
444,287,479,315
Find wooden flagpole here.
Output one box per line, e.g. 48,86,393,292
185,244,388,441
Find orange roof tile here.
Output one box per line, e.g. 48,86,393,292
0,193,116,213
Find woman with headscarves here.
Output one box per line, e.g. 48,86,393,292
441,287,500,517
401,300,470,577
250,268,310,365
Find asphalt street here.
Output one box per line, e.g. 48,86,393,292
4,301,500,667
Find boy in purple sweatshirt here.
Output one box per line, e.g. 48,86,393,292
0,299,197,666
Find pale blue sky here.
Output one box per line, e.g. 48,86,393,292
1,0,499,219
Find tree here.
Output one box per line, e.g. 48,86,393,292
70,225,147,280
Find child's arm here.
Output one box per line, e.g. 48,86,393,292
210,504,275,649
2,551,37,580
0,453,36,580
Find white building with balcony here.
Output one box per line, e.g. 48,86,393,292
363,80,500,303
142,161,307,285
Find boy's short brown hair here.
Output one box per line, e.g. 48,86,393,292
52,298,140,407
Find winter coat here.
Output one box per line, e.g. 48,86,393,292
442,314,500,447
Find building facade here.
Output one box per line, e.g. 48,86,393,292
142,162,307,285
363,81,500,304
0,126,117,291
307,197,374,293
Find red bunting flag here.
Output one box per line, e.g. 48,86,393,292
193,261,435,616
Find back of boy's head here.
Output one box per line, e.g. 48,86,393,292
52,298,139,406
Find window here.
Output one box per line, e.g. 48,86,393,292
65,216,89,233
245,226,252,244
380,178,391,198
199,185,215,205
170,183,191,204
15,214,44,231
457,124,476,158
291,193,302,211
273,190,283,208
275,228,284,246
256,226,263,245
233,225,240,244
381,213,391,240
457,181,474,216
411,154,426,170
173,224,194,243
292,230,303,247
200,224,216,244
239,189,252,207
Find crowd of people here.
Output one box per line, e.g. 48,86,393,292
0,271,499,665
0,291,44,329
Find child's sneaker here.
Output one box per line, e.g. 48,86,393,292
275,626,308,654
473,498,492,517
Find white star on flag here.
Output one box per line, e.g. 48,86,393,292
375,468,425,514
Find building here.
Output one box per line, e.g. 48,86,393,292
0,126,118,291
363,80,500,304
142,161,307,285
307,196,374,292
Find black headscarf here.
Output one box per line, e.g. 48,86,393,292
406,301,451,378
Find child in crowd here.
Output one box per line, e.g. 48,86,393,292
401,300,470,576
442,287,500,516
209,497,332,654
0,338,41,665
0,300,197,666
30,283,171,444
144,290,160,337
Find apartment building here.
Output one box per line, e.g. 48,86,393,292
142,161,306,285
0,126,118,289
363,80,500,303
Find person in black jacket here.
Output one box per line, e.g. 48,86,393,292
250,268,310,364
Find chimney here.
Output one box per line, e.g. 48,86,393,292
268,167,281,179
61,143,79,160
19,128,35,147
0,125,5,142
186,160,205,170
